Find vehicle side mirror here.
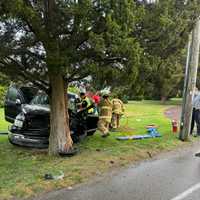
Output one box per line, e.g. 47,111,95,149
15,99,21,106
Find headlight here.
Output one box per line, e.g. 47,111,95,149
14,113,25,128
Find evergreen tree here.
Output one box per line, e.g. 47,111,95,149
131,0,200,100
91,1,200,100
0,0,140,155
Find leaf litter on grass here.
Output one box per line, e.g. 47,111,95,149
0,101,187,200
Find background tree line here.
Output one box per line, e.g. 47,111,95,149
91,0,200,101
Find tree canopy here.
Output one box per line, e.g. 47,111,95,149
96,0,200,100
0,0,141,85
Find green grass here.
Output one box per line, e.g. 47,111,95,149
0,108,10,131
0,100,191,200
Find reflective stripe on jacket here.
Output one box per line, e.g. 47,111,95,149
99,99,112,122
82,97,94,113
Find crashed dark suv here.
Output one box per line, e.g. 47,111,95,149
4,86,98,148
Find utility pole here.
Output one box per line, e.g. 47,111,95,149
179,19,200,141
179,34,192,140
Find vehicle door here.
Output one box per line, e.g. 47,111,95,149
4,86,38,123
4,86,26,123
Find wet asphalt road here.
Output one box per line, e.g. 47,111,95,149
34,142,200,200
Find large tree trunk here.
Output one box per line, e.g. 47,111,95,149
48,72,73,156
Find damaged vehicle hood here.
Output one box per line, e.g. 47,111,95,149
22,104,50,115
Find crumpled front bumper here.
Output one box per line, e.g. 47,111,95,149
8,127,49,149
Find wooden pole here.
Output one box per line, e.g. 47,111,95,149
179,34,192,139
179,19,200,141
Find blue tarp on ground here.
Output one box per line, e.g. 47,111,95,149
116,127,161,140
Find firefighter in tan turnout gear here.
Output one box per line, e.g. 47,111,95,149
98,89,113,137
111,97,124,130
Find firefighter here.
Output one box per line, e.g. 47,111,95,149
98,89,112,137
111,96,125,130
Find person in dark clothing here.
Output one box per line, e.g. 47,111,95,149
190,108,196,135
190,87,199,135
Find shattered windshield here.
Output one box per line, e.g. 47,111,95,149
30,93,77,110
31,94,49,105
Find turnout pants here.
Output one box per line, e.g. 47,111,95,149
111,113,121,129
98,119,110,135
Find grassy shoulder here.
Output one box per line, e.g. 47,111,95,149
0,108,9,131
0,100,190,200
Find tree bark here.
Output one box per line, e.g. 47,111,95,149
48,72,73,156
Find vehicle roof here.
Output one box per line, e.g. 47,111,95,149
9,85,79,100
